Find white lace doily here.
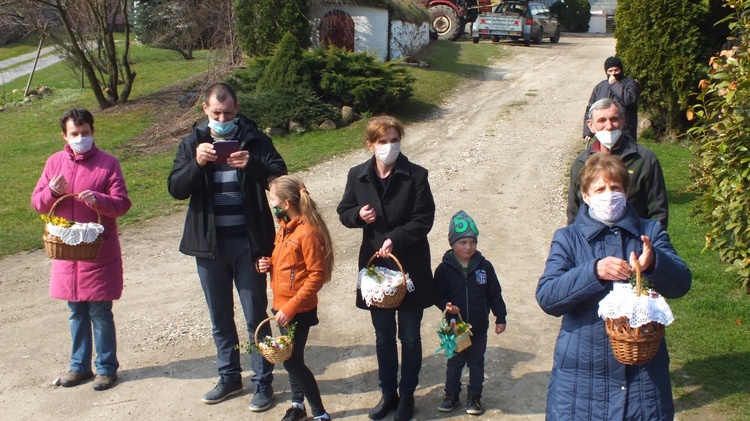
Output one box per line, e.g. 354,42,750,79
598,282,674,327
47,222,104,245
358,266,414,307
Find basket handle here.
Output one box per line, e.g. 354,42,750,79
254,316,278,347
634,256,642,297
48,193,101,224
442,308,466,324
366,252,405,285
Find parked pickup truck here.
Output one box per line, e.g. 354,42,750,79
472,1,560,46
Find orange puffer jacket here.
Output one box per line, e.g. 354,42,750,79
270,216,327,318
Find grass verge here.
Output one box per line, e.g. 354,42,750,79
0,41,508,258
639,134,750,419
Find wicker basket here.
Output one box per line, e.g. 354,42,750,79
254,317,294,364
442,309,472,353
43,194,102,261
364,252,406,309
604,260,665,365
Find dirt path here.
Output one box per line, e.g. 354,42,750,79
0,34,651,420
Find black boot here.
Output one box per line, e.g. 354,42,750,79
369,393,399,420
394,394,414,421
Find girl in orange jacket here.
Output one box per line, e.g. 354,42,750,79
257,174,334,421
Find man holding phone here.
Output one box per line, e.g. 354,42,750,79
168,83,287,411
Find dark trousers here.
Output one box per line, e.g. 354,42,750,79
370,308,424,397
445,327,488,396
196,233,273,389
280,310,326,417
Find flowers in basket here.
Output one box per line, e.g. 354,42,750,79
435,315,472,358
42,213,104,246
236,322,297,355
357,265,414,307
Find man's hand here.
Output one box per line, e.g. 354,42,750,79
608,74,618,84
196,143,217,167
445,302,460,315
227,150,249,168
359,204,376,224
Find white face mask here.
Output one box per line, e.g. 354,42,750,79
375,142,401,166
586,191,627,223
67,136,94,154
595,129,622,150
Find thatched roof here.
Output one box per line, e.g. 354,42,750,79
308,0,430,24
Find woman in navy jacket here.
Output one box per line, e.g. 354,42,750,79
537,153,690,420
337,116,435,421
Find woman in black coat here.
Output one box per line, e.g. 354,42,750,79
337,116,435,421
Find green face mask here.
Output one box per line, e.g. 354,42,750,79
273,206,289,222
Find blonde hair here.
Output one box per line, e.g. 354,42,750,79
364,115,405,146
270,175,334,281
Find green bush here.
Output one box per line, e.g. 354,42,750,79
256,32,313,93
225,58,271,93
237,88,339,129
549,0,590,33
615,0,714,136
133,0,205,60
688,0,750,292
307,48,415,113
234,0,310,57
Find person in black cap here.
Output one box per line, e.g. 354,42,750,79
433,210,507,416
583,56,639,141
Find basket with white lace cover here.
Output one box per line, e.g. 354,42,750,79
42,194,104,261
598,261,673,365
357,253,414,308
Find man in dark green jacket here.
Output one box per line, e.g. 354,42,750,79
567,98,668,229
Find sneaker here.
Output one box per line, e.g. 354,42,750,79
466,394,482,415
281,405,308,421
201,378,243,404
58,370,93,387
313,413,331,420
249,385,274,412
92,373,118,391
438,392,460,412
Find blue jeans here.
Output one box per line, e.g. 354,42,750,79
196,233,273,389
370,308,424,397
68,301,118,375
445,327,488,396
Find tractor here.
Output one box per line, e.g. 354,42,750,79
419,0,494,41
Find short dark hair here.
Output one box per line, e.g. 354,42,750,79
204,82,237,105
59,108,95,134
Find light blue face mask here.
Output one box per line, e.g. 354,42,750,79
208,118,237,136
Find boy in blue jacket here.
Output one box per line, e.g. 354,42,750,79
434,210,507,415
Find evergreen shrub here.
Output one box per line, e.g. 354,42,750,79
549,0,590,32
256,32,313,93
234,0,310,57
615,0,713,136
238,88,339,130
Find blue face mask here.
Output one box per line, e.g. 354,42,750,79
208,117,237,136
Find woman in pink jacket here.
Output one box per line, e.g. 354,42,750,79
31,108,131,391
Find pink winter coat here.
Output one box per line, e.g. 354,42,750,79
31,144,131,302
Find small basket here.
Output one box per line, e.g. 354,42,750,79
604,260,665,365
254,317,294,364
442,309,472,353
364,252,406,309
43,194,102,261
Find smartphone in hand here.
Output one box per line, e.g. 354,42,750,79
213,140,239,165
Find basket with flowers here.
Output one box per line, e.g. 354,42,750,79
435,309,472,358
42,194,104,261
237,318,296,364
598,260,673,365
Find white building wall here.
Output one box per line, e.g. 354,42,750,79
590,0,618,16
308,5,390,61
389,21,430,60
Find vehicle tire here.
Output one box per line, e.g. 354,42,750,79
533,27,543,44
430,5,462,41
524,38,531,47
510,36,520,41
550,27,561,43
490,35,500,43
472,37,479,44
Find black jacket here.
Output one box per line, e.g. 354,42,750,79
583,76,639,141
337,154,436,311
567,135,668,230
434,250,507,330
167,115,287,259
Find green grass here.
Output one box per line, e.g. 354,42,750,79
639,135,750,419
0,36,43,62
0,40,509,258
